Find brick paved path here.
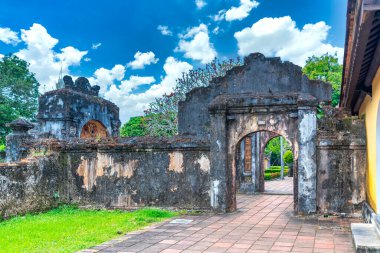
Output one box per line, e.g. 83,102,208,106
265,177,293,195
80,194,359,253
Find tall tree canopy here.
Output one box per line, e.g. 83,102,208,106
302,53,343,107
144,58,242,137
120,116,149,137
120,58,242,137
0,55,40,144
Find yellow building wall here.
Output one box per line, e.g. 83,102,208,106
359,67,380,213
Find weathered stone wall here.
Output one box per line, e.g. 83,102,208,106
178,54,332,138
0,137,211,218
0,156,62,218
316,108,367,214
37,76,120,140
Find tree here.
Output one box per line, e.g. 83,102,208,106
283,150,293,164
0,55,39,144
302,53,343,107
265,137,291,166
120,116,149,137
145,58,242,136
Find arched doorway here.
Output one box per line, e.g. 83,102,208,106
236,131,295,197
80,120,109,139
209,94,317,215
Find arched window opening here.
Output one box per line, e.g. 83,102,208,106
80,120,109,139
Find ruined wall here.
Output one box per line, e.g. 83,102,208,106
0,156,63,218
178,87,211,139
37,76,120,140
317,108,367,214
0,138,211,218
178,53,332,138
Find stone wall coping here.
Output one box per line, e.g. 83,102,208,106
26,136,211,152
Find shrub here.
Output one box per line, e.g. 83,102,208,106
264,166,290,180
264,172,281,180
284,150,293,164
265,166,288,173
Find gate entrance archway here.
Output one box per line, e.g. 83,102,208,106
236,131,294,195
178,53,332,215
209,94,318,214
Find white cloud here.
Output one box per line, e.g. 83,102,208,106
212,27,221,35
91,64,126,94
0,54,4,59
127,51,159,69
157,25,173,36
15,23,88,92
92,42,102,50
225,0,259,21
98,57,192,122
84,57,91,62
0,27,20,45
57,46,88,66
195,0,207,9
176,24,217,64
234,16,344,66
211,10,226,22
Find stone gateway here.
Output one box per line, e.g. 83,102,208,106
1,53,366,218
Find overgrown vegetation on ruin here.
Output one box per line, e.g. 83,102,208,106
0,205,177,253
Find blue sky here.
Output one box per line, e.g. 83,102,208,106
0,0,347,122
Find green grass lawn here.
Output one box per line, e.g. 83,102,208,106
0,205,177,253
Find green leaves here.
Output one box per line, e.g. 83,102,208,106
302,53,343,107
283,150,293,164
143,57,243,137
0,54,40,143
265,136,292,166
120,116,149,137
316,105,325,119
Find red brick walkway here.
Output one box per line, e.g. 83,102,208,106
265,177,293,195
80,194,359,253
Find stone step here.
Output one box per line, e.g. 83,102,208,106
351,223,380,252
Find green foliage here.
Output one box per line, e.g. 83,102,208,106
316,105,325,119
283,150,293,164
0,206,177,253
265,137,291,166
120,116,150,137
0,144,5,153
145,58,243,137
265,166,289,173
264,166,289,180
302,53,343,107
0,54,39,144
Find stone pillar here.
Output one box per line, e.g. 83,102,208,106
297,107,317,214
239,134,256,193
5,119,35,162
235,140,244,191
210,111,230,212
252,133,261,191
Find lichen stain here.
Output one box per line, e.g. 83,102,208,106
110,160,138,178
77,154,138,191
168,152,184,173
196,155,210,172
77,156,98,191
